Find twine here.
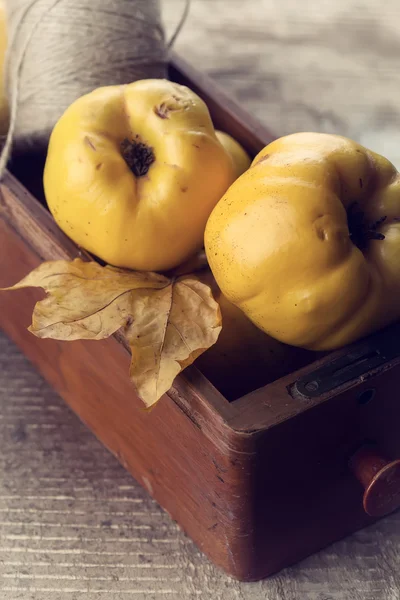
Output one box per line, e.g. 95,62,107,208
0,0,189,176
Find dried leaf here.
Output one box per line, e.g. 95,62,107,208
127,277,222,407
5,258,168,340
4,259,221,407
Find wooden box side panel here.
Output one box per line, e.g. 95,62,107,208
0,187,260,580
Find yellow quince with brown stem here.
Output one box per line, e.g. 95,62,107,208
44,79,236,272
205,132,400,351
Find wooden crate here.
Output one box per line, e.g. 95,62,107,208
1,54,400,581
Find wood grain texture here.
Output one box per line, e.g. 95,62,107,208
1,329,400,599
164,0,400,169
1,0,400,597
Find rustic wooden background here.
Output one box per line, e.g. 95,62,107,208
164,0,400,170
1,0,400,598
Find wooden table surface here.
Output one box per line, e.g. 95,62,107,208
1,0,400,598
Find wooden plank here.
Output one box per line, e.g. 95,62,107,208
164,0,400,169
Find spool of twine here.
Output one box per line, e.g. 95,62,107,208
0,0,188,178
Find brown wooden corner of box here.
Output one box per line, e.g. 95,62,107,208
169,52,275,155
0,186,261,580
0,179,258,583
